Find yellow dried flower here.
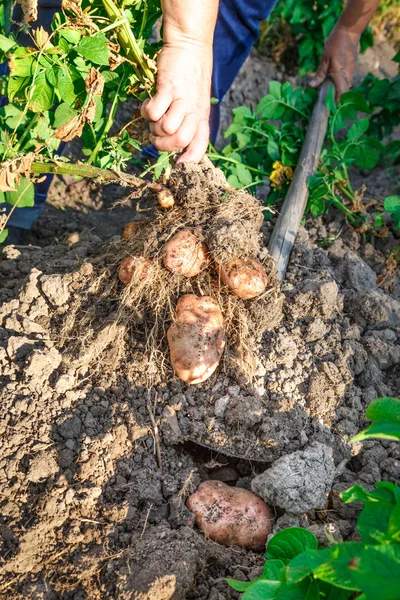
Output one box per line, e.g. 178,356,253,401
269,160,294,190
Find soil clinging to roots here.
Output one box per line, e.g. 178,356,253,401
60,161,283,386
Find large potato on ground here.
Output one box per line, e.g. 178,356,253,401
118,256,151,285
218,257,268,299
186,480,272,550
167,294,225,384
163,230,209,277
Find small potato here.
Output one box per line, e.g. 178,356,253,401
186,480,272,551
163,230,209,277
118,256,151,285
218,257,268,299
167,294,225,384
121,221,141,242
157,188,175,209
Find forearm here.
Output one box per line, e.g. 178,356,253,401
335,0,381,36
161,0,219,47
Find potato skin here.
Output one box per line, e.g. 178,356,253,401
118,256,151,285
167,294,225,384
121,221,141,242
163,230,209,277
218,257,268,299
186,480,272,550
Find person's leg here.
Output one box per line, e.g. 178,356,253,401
0,2,62,237
210,0,278,144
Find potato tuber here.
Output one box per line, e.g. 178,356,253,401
163,230,209,277
157,188,175,209
167,294,225,384
218,257,268,299
121,221,141,242
118,256,151,285
186,480,272,550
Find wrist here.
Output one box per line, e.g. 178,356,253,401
329,23,361,42
163,19,215,48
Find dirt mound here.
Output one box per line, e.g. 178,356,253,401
0,162,399,598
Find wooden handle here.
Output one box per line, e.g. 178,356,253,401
268,80,332,280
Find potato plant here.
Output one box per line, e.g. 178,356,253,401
258,0,374,75
0,0,161,238
210,51,400,234
228,397,400,600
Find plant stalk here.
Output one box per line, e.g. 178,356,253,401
101,0,154,87
30,161,144,187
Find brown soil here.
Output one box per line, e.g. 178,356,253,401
1,45,400,600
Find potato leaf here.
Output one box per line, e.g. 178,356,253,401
266,528,318,564
76,37,110,66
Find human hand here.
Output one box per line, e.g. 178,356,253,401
141,42,213,163
310,26,359,101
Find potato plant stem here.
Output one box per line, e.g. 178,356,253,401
30,161,144,187
101,0,154,86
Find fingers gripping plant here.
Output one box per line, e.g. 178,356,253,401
0,0,162,240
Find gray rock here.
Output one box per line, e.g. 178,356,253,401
214,395,230,418
251,442,336,513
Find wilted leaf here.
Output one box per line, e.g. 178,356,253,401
53,98,96,141
0,153,35,192
85,67,105,96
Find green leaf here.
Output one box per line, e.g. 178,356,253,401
309,198,325,216
263,559,286,581
354,142,380,169
57,66,77,105
276,578,320,600
232,106,253,125
350,397,400,442
235,163,252,187
226,578,252,592
351,422,400,442
59,28,82,45
347,544,400,600
2,104,26,129
153,152,171,180
5,177,35,207
0,32,16,52
305,543,364,591
269,81,282,100
76,37,110,66
368,79,391,106
347,118,369,141
242,579,282,600
393,51,400,63
7,75,30,101
29,71,54,112
267,139,280,161
227,173,241,189
359,27,374,54
384,197,400,214
53,103,78,128
0,229,8,244
266,528,318,564
325,84,336,112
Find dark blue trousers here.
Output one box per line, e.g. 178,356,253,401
1,0,277,229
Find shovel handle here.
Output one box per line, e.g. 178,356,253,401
268,79,332,280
